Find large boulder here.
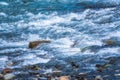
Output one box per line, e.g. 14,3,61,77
29,40,51,49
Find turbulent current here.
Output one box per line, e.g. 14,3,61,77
0,0,120,80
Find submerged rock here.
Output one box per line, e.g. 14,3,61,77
29,40,51,49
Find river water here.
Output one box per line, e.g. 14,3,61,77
0,0,120,79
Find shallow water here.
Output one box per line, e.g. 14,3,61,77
0,0,120,79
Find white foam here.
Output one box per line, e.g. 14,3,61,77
23,57,50,65
27,34,41,41
0,2,9,6
98,47,119,54
0,56,8,68
0,12,7,17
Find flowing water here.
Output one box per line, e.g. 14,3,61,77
0,0,120,79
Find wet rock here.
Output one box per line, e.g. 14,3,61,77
102,37,120,46
4,73,15,80
104,39,116,46
95,75,103,80
29,40,51,49
59,76,70,80
29,65,41,70
70,62,79,69
95,63,110,72
2,68,13,75
78,73,88,77
0,74,4,80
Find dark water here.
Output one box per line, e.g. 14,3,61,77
0,0,120,79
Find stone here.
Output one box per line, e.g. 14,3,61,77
70,62,79,69
95,75,103,80
29,65,41,70
104,40,116,45
78,73,88,77
59,76,70,80
4,73,15,80
29,40,51,49
0,74,4,80
2,68,13,75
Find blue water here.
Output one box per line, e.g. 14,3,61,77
0,0,120,79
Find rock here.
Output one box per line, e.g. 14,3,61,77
59,76,70,80
104,39,116,45
29,40,51,49
78,73,88,77
102,37,120,46
29,65,41,70
4,73,15,80
0,74,4,80
95,63,110,72
70,62,79,69
2,68,13,75
95,75,103,80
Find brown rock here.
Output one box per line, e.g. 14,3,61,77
59,76,70,80
29,40,51,49
105,40,116,45
2,68,13,75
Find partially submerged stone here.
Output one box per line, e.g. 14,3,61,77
70,62,79,69
104,39,116,45
95,63,111,72
102,37,120,46
4,73,15,80
95,75,103,80
29,65,41,70
59,76,70,80
29,40,51,49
